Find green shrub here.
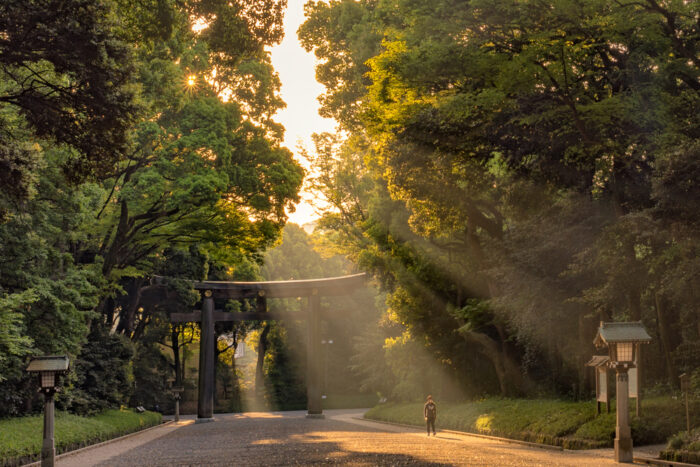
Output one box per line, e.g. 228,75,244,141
667,431,687,450
572,412,616,443
660,450,700,464
365,396,697,450
366,398,602,448
69,326,134,415
661,427,700,464
0,408,161,467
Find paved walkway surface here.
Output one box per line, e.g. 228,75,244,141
56,409,655,466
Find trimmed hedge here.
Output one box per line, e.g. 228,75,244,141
365,397,698,450
660,450,700,465
0,408,162,467
661,427,700,465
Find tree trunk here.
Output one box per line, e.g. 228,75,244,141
213,337,224,407
494,321,507,355
629,286,642,321
459,329,526,396
577,312,588,399
104,296,115,328
654,292,678,386
102,200,130,276
181,344,187,382
229,334,242,410
255,323,271,396
172,326,181,385
123,279,146,336
181,326,191,382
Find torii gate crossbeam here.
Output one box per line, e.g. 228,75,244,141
165,273,366,422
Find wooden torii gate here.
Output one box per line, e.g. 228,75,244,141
168,273,366,422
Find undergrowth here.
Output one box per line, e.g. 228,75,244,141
0,408,161,467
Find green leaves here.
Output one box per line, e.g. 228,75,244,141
0,292,35,382
301,0,700,397
0,0,140,183
0,0,304,415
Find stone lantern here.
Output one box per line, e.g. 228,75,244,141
594,321,651,463
27,355,70,467
168,377,184,422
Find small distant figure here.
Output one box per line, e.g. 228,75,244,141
424,395,437,436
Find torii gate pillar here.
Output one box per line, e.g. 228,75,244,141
306,292,323,418
164,273,366,423
197,291,215,422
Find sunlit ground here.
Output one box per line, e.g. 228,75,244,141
62,410,622,466
233,411,284,419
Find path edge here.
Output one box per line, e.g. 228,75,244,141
357,416,563,451
21,420,174,467
635,457,700,467
358,416,692,466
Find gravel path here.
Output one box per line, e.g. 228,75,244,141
56,409,628,466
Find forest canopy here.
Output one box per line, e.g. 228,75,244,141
0,0,303,416
300,0,699,396
0,0,698,418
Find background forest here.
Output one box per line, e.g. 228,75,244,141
0,0,306,416
1,0,699,419
298,0,700,399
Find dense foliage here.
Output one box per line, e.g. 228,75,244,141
0,0,303,416
300,0,699,397
664,427,700,464
1,0,698,424
0,0,139,199
0,409,161,465
366,397,700,449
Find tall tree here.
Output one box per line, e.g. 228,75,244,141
301,0,699,394
75,0,304,335
0,0,304,414
0,0,138,195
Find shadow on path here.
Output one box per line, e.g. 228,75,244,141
59,409,623,466
92,411,450,466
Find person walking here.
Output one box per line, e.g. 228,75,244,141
424,395,437,436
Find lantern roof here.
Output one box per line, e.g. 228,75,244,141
594,321,651,348
586,355,610,367
26,355,70,373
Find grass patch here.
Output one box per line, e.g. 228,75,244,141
661,427,700,465
0,408,162,467
574,397,700,447
365,396,698,450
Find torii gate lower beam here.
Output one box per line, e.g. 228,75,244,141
166,273,365,422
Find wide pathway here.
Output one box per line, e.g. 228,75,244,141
57,409,628,466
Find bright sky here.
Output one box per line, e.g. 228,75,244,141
269,0,336,226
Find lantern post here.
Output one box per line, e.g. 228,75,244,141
27,356,70,467
594,322,651,463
